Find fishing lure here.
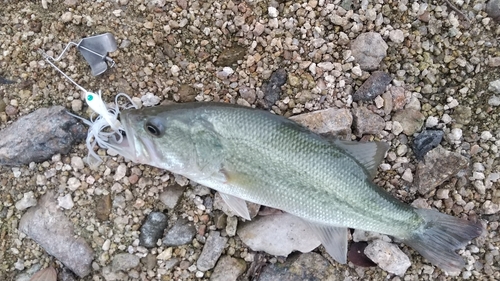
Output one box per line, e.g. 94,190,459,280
39,48,138,167
74,91,137,167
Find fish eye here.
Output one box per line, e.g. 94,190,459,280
145,118,165,137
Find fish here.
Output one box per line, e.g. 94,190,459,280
101,102,483,272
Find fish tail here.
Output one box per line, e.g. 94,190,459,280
402,208,483,272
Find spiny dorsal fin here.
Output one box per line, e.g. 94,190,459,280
333,139,389,179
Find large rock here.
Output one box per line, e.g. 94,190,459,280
415,146,469,195
0,106,86,166
351,32,388,70
257,252,342,281
486,0,500,22
18,192,94,277
290,108,352,136
392,109,425,136
352,107,385,136
237,213,320,257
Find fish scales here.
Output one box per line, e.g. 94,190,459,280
198,105,418,236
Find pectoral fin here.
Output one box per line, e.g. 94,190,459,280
219,192,251,221
306,221,348,264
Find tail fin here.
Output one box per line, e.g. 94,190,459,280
403,208,484,273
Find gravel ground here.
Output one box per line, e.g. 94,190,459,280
1,0,499,280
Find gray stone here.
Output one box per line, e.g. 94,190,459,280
225,215,238,237
382,91,393,115
389,29,405,43
210,255,246,281
364,240,411,276
18,192,93,277
260,69,287,108
392,109,425,135
290,108,352,136
452,106,472,126
352,107,385,136
70,156,84,170
197,231,228,271
415,146,469,195
483,200,500,214
162,219,196,246
237,213,320,257
159,184,185,209
489,79,500,94
489,56,500,67
0,106,86,166
257,252,342,281
111,253,140,272
352,71,392,101
488,95,500,106
351,32,388,71
15,191,37,211
390,86,407,110
486,0,500,22
113,163,127,181
140,212,168,248
239,86,257,104
412,129,444,160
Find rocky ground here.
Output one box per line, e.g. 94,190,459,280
1,0,500,280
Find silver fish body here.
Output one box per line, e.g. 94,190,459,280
108,102,482,272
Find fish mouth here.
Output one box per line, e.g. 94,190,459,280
106,110,162,166
105,110,141,163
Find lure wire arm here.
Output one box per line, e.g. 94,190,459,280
38,48,88,93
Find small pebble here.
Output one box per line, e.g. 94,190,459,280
139,212,168,248
364,240,411,276
57,194,74,209
196,231,228,271
352,71,392,101
163,219,196,246
112,253,140,272
15,191,37,210
412,129,444,160
268,7,279,18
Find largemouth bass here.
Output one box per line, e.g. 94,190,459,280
103,102,482,272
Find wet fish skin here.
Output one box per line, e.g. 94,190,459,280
111,102,483,272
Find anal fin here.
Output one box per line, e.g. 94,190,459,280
219,192,251,221
305,221,348,264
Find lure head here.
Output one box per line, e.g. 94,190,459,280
85,91,121,130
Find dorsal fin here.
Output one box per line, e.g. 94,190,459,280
333,139,389,179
